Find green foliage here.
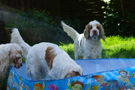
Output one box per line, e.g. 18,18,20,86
102,5,122,36
63,18,84,33
15,8,52,28
13,8,74,44
102,3,135,37
59,43,74,59
120,12,135,36
12,8,85,44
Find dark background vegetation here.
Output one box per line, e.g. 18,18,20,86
0,0,135,44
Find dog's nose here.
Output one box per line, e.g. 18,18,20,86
93,30,97,35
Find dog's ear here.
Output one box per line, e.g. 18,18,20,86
100,24,105,41
84,24,90,39
64,71,81,78
8,49,14,61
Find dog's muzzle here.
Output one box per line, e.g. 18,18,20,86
92,36,98,40
14,63,22,69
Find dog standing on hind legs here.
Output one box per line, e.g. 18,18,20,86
61,20,105,59
11,28,83,80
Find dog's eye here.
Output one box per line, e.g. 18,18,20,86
97,26,99,29
90,26,92,29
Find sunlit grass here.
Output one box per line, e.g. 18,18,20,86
59,43,74,59
101,36,135,58
59,36,135,59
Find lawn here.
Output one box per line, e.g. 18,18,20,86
59,36,135,59
1,36,135,89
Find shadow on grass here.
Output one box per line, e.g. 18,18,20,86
66,49,75,60
102,49,111,58
111,48,135,58
102,48,135,58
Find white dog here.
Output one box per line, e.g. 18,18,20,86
61,20,105,59
11,28,83,80
0,43,22,87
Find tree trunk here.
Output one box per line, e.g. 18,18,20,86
0,7,8,44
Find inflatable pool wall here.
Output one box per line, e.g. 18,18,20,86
7,59,135,90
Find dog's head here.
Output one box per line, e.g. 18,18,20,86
9,44,23,69
64,71,82,78
64,65,83,78
84,20,105,42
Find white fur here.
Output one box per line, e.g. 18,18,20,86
0,43,22,81
61,20,105,59
11,29,83,80
10,28,31,57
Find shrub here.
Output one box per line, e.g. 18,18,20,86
12,8,86,44
102,2,135,37
12,8,73,44
102,5,122,36
15,8,52,28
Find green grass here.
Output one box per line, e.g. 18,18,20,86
59,43,75,59
1,36,135,89
59,36,135,59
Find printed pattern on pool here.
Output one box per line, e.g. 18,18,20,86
7,58,135,90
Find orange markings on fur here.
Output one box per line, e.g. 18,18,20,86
9,50,22,64
18,50,22,57
96,24,105,41
84,24,92,39
45,47,56,70
64,71,81,78
15,50,22,64
84,23,105,41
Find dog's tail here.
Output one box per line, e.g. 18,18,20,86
61,21,79,41
10,28,31,57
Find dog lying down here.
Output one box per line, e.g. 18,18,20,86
0,43,22,87
11,28,83,80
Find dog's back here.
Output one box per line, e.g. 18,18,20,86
26,42,83,80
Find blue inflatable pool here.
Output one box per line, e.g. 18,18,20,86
7,58,135,90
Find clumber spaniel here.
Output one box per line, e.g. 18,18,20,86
11,28,83,80
0,43,22,87
61,20,105,59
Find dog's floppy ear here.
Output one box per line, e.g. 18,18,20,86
100,24,105,41
64,71,81,78
8,49,14,61
84,24,90,39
